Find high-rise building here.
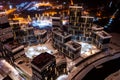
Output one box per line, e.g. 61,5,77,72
52,27,72,51
52,27,81,60
69,5,82,27
79,16,94,42
31,52,56,80
68,5,83,38
68,5,94,42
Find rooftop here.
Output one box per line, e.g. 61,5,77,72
4,41,21,51
65,41,81,51
96,31,112,39
31,52,55,69
34,29,47,35
53,28,72,38
92,24,104,31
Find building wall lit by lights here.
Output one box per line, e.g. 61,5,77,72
19,27,37,45
92,24,112,49
34,29,47,44
31,52,56,80
52,27,81,60
0,11,24,63
69,5,82,27
52,14,62,27
0,12,13,43
9,20,21,41
68,5,94,42
0,11,13,61
65,41,81,60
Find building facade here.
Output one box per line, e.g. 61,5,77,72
65,41,81,60
31,52,56,80
9,20,21,41
52,27,72,50
0,12,24,63
0,13,13,43
52,28,81,60
52,14,62,27
68,5,94,42
34,29,47,44
19,27,37,45
92,24,112,49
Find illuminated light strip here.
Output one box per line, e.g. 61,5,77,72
81,16,94,18
34,2,52,7
6,8,16,15
69,6,83,9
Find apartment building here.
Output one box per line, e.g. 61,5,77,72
68,5,94,42
34,29,47,44
52,28,81,60
92,24,112,49
31,52,56,80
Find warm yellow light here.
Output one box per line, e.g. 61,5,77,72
70,0,74,5
13,17,24,20
96,12,101,17
83,11,89,15
6,8,16,15
111,16,115,18
34,2,52,7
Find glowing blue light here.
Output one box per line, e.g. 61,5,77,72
57,75,68,80
27,6,37,11
9,5,13,9
16,1,52,12
93,18,98,22
107,24,110,26
109,1,112,8
109,18,113,22
63,2,66,4
31,19,52,29
108,21,112,24
107,18,113,25
16,2,29,11
81,42,92,54
16,2,29,8
104,26,108,28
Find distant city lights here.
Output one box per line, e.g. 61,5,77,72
30,18,52,29
16,1,53,12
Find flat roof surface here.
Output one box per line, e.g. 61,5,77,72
31,52,55,69
53,28,72,38
65,41,81,51
34,29,47,35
